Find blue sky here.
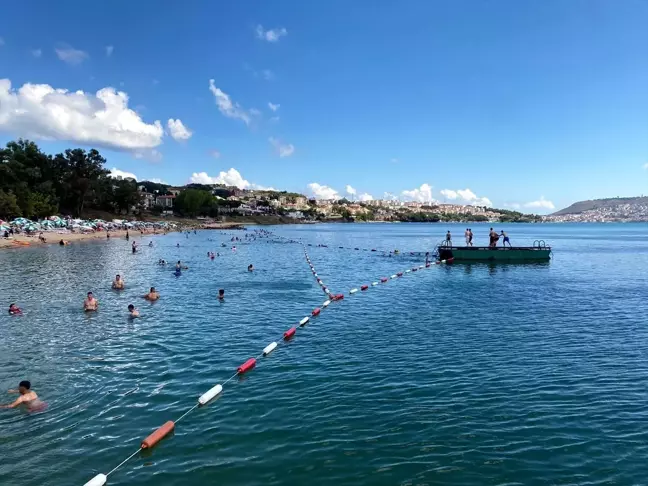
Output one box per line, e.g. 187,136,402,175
1,0,647,213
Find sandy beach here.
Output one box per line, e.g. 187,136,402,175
0,222,249,250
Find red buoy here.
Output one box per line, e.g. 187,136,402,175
317,279,322,284
447,257,454,263
312,308,321,316
397,272,403,277
334,293,344,300
380,277,388,283
426,263,431,267
141,420,175,449
237,358,256,374
283,327,296,339
361,285,369,291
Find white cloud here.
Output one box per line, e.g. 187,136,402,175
524,196,555,210
262,69,275,81
268,102,280,112
249,108,262,116
55,45,88,65
402,183,433,203
308,183,339,200
255,25,288,42
209,149,221,159
148,178,167,184
189,168,271,190
208,79,253,125
269,116,280,123
643,162,648,169
358,193,373,202
383,192,399,201
439,189,458,200
440,187,492,207
105,45,114,57
269,137,295,157
167,118,192,141
109,168,137,180
0,79,169,152
345,185,357,196
31,49,42,58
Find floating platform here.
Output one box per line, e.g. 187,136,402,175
437,244,551,262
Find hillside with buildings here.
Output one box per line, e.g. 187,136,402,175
547,197,648,222
134,180,541,223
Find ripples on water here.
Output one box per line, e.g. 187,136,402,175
1,223,648,485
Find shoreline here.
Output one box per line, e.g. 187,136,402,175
0,222,245,250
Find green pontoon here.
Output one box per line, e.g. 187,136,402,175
436,240,551,262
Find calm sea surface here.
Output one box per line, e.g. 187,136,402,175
1,223,648,486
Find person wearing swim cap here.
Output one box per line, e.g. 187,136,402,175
112,274,124,290
248,264,254,272
84,292,99,312
218,289,225,301
1,381,45,411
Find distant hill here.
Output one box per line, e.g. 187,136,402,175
551,196,648,216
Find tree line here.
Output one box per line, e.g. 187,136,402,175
0,139,145,220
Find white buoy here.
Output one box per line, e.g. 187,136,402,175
441,259,446,263
405,269,411,273
198,384,223,405
84,474,107,486
322,300,331,307
371,282,378,286
314,273,318,277
390,275,397,279
419,265,425,269
263,342,278,356
299,316,310,326
350,288,358,294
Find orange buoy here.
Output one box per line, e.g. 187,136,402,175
284,327,296,340
141,420,175,449
237,358,256,374
361,285,368,291
312,308,321,316
380,277,388,283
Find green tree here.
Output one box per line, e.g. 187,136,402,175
175,189,214,217
0,190,22,219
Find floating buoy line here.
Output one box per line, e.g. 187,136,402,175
83,238,452,485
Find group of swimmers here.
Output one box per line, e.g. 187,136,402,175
444,228,512,248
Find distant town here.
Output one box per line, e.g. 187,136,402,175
130,178,542,223
544,196,648,223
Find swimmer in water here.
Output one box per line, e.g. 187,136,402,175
128,304,140,318
248,264,254,272
148,241,153,247
1,381,45,411
9,303,22,315
144,287,160,301
112,274,124,290
218,289,225,301
175,260,188,270
132,241,137,254
84,292,99,312
177,243,180,248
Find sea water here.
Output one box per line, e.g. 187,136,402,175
1,223,647,486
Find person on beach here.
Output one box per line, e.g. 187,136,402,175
112,274,124,290
218,289,225,301
8,303,22,315
500,230,511,248
248,264,254,272
84,292,99,312
128,304,140,318
126,231,130,240
1,381,45,411
144,287,160,301
489,228,499,248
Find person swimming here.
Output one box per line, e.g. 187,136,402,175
132,241,138,254
1,381,46,411
84,292,99,312
148,241,153,247
218,289,225,301
8,303,22,315
144,287,160,301
128,304,140,318
158,259,167,265
248,264,254,272
112,274,124,290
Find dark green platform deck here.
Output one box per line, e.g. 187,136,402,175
437,245,551,262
